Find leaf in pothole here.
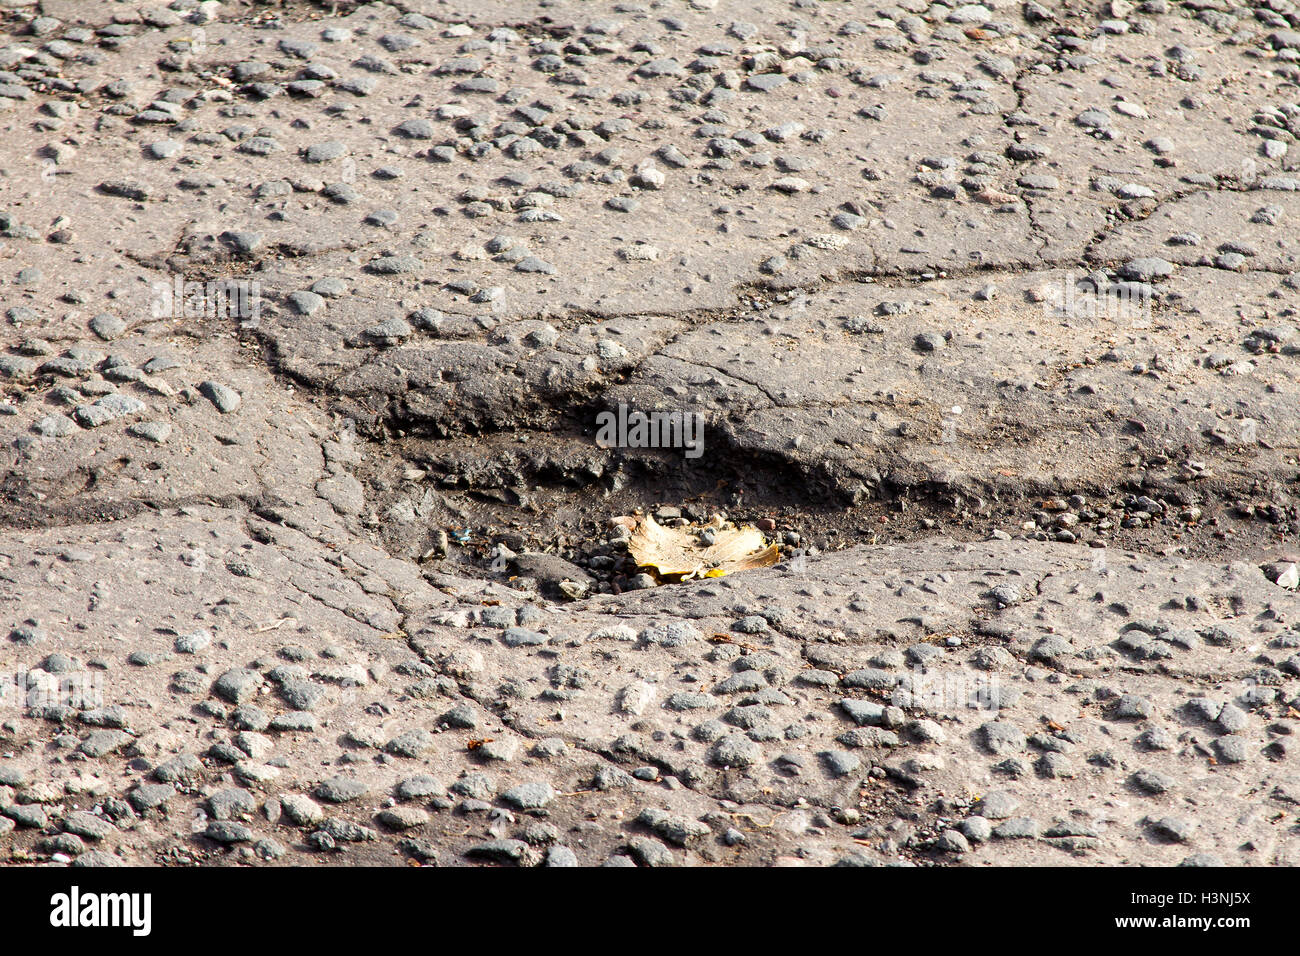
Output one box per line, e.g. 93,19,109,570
626,515,779,581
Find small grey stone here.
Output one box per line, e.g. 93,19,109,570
1036,753,1075,779
710,733,762,768
1130,769,1175,794
746,73,789,92
915,331,947,352
502,627,547,648
128,783,175,812
637,808,711,846
3,804,48,829
1113,694,1153,719
198,381,241,414
303,141,346,163
377,806,430,830
514,256,557,275
394,119,435,139
0,767,28,788
396,775,444,801
501,782,554,810
231,706,270,731
78,729,131,758
213,668,262,704
1151,816,1193,843
288,290,326,315
62,811,114,841
714,670,767,694
1137,727,1174,751
253,838,286,860
975,790,1020,819
1213,736,1248,764
174,630,211,654
205,821,253,843
153,753,202,784
450,773,496,801
992,817,1039,839
367,255,421,275
961,817,993,842
89,313,127,341
980,721,1026,755
208,788,257,820
279,679,326,711
147,139,181,160
820,750,862,776
1217,703,1249,734
839,698,886,726
441,703,479,729
279,794,324,826
128,421,172,444
935,829,971,853
221,231,264,254
627,836,675,867
269,712,317,732
386,729,433,758
545,846,579,867
314,777,368,803
464,839,537,866
1119,258,1174,282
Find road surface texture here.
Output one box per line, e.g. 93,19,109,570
1,0,1299,867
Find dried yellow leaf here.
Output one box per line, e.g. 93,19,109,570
626,515,779,582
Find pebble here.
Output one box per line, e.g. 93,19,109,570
128,783,175,812
1113,694,1154,719
3,804,48,829
628,836,675,867
127,421,172,444
206,821,253,844
465,839,536,866
993,817,1039,839
546,846,579,867
501,782,554,810
450,773,496,801
936,829,970,853
89,313,127,340
710,734,762,768
63,811,114,841
1130,769,1175,794
377,806,430,830
961,816,994,842
213,668,262,704
289,291,326,315
820,750,861,776
1150,816,1192,843
1120,258,1174,281
314,777,369,803
279,794,325,826
980,721,1026,755
199,381,241,414
396,776,444,800
746,73,789,92
78,729,131,758
1213,736,1248,764
209,788,258,821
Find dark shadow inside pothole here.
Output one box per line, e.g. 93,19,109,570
308,387,1300,600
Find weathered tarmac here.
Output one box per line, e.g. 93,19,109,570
0,0,1298,866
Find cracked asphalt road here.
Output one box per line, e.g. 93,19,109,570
0,0,1299,868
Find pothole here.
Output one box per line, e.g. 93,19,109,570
340,410,1300,599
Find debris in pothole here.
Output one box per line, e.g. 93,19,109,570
623,515,780,582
